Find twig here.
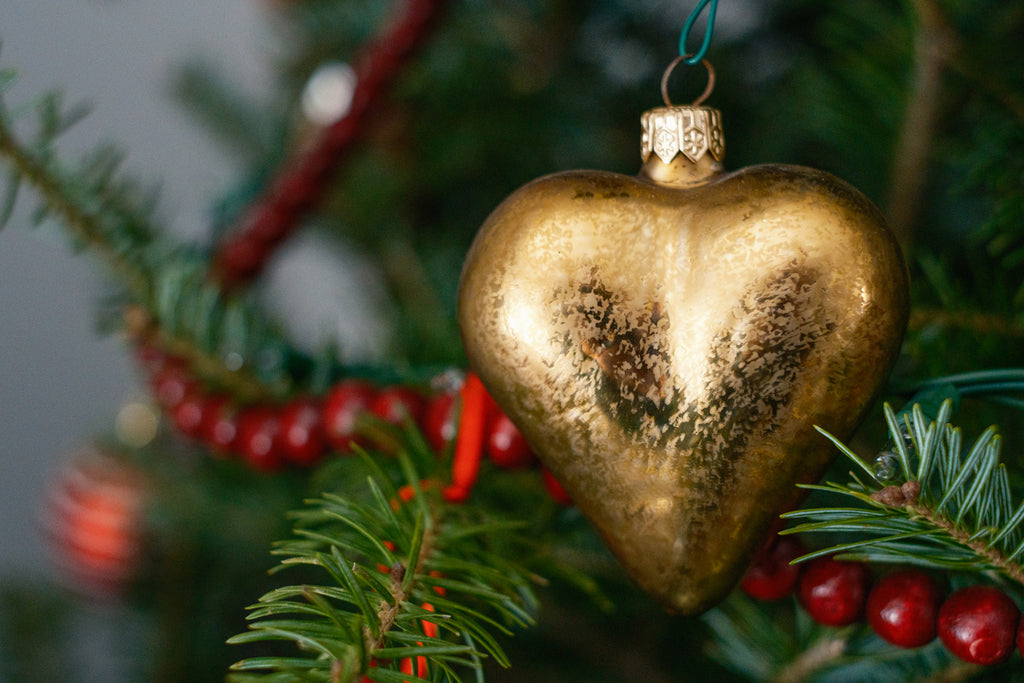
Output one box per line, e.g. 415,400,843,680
886,0,956,245
0,118,150,296
771,635,847,683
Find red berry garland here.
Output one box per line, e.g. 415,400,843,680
485,413,536,469
422,390,458,451
937,585,1020,665
323,379,376,452
866,569,942,648
368,385,426,426
211,0,449,287
279,397,326,466
797,556,871,627
235,406,284,472
135,347,571,506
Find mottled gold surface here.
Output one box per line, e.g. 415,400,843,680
457,106,909,615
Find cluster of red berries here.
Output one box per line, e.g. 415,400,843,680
741,534,1024,666
138,345,573,505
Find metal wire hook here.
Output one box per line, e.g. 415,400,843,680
661,55,716,107
679,0,719,65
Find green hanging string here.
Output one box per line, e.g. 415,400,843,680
679,0,719,65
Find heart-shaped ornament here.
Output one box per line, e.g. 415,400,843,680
458,101,909,615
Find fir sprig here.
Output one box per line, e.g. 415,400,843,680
228,448,540,682
0,69,158,295
781,400,1024,585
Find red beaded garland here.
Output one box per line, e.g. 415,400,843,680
279,397,326,466
368,385,426,426
740,535,806,601
170,390,207,438
485,413,535,469
866,569,942,648
937,585,1020,665
322,379,377,452
797,556,871,627
422,390,458,452
235,406,284,472
211,0,448,287
200,394,239,455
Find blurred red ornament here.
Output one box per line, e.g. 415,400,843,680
42,450,148,597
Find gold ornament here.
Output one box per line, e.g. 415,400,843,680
457,60,909,615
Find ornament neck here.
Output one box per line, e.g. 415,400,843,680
639,155,723,187
639,105,725,187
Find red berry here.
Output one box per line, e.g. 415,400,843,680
422,391,458,452
151,364,195,410
322,380,377,452
485,413,535,469
279,397,326,466
235,407,283,471
740,535,806,601
797,557,871,627
369,385,426,426
171,390,206,438
937,585,1019,665
134,343,169,374
200,394,238,455
866,570,942,648
542,468,572,506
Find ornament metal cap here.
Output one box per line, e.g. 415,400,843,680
641,56,725,165
641,106,724,165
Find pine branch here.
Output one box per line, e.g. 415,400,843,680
0,78,157,297
227,444,541,682
782,399,1024,586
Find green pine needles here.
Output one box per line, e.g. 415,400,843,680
782,399,1024,585
227,449,540,683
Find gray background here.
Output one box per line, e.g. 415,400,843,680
0,0,273,578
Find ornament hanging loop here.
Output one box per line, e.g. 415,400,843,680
661,55,716,107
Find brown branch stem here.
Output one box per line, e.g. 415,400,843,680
771,635,847,683
0,118,150,297
907,503,1024,585
886,0,956,245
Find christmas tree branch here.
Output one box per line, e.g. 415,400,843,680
0,86,155,296
782,400,1024,586
228,443,541,682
